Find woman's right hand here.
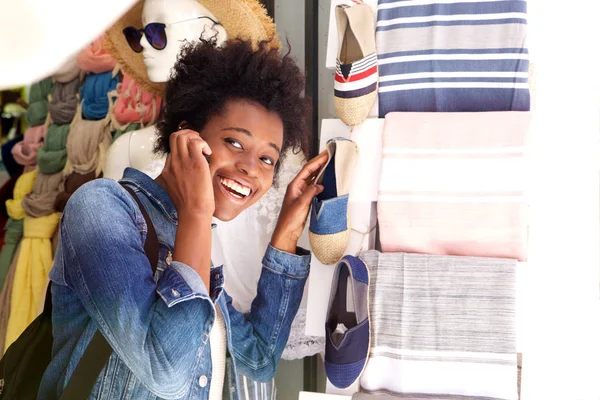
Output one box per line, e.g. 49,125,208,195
159,129,214,218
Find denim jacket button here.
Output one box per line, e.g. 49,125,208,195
166,251,173,266
199,375,208,388
171,288,180,298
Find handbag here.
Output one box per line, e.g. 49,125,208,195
0,184,158,399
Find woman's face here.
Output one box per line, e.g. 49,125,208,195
199,98,284,222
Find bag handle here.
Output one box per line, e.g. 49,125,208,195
58,184,158,399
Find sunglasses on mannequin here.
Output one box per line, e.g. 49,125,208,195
122,16,222,53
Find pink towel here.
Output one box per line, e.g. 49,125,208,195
12,126,47,166
377,112,530,261
113,73,162,125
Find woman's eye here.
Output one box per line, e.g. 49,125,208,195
225,138,242,149
261,157,275,166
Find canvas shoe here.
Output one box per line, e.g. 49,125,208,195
325,255,371,389
334,2,378,127
309,138,359,265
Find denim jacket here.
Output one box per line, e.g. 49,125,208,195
39,168,311,399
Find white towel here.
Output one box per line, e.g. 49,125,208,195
359,250,518,400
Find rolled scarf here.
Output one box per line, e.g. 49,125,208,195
24,77,54,127
112,73,162,126
80,71,119,120
11,125,46,166
53,54,81,83
22,172,64,218
54,171,96,212
37,123,69,174
48,76,81,124
0,219,24,291
0,242,21,356
5,169,37,221
77,37,117,74
65,118,112,177
5,212,60,351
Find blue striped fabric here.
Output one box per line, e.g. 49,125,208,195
376,0,530,115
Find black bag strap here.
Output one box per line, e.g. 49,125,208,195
120,184,159,273
59,184,159,400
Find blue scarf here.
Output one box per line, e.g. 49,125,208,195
80,72,119,120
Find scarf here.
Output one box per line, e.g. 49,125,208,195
112,73,162,126
24,77,54,127
54,171,97,212
64,117,112,177
0,219,24,291
22,172,64,218
37,124,69,174
5,169,37,220
53,54,81,83
0,242,21,356
5,213,60,352
48,76,81,124
77,37,117,74
11,125,46,166
80,71,119,120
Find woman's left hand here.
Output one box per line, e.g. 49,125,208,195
271,150,329,254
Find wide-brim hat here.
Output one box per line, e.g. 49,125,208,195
104,0,280,97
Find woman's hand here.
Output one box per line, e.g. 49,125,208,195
159,129,214,218
271,150,329,254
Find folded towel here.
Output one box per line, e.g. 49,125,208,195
377,111,530,261
359,250,518,400
376,0,530,115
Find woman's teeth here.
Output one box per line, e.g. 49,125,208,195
219,177,251,197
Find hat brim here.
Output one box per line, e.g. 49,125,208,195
103,0,280,97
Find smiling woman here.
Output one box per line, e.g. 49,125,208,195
38,37,328,399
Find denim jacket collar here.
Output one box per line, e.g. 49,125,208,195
119,167,179,223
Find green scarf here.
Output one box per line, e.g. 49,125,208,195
25,77,54,127
0,219,24,291
37,123,69,174
112,122,140,143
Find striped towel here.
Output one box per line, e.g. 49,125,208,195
376,0,530,115
377,111,530,261
358,250,518,400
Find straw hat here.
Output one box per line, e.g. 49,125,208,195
104,0,280,97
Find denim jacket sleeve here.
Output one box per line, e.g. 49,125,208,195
59,180,214,399
225,244,311,382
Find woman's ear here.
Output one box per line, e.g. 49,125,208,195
177,121,189,130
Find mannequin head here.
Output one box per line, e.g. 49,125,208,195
141,0,227,82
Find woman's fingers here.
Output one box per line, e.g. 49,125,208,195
188,138,212,164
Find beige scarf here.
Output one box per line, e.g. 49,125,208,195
21,172,64,218
64,104,112,177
